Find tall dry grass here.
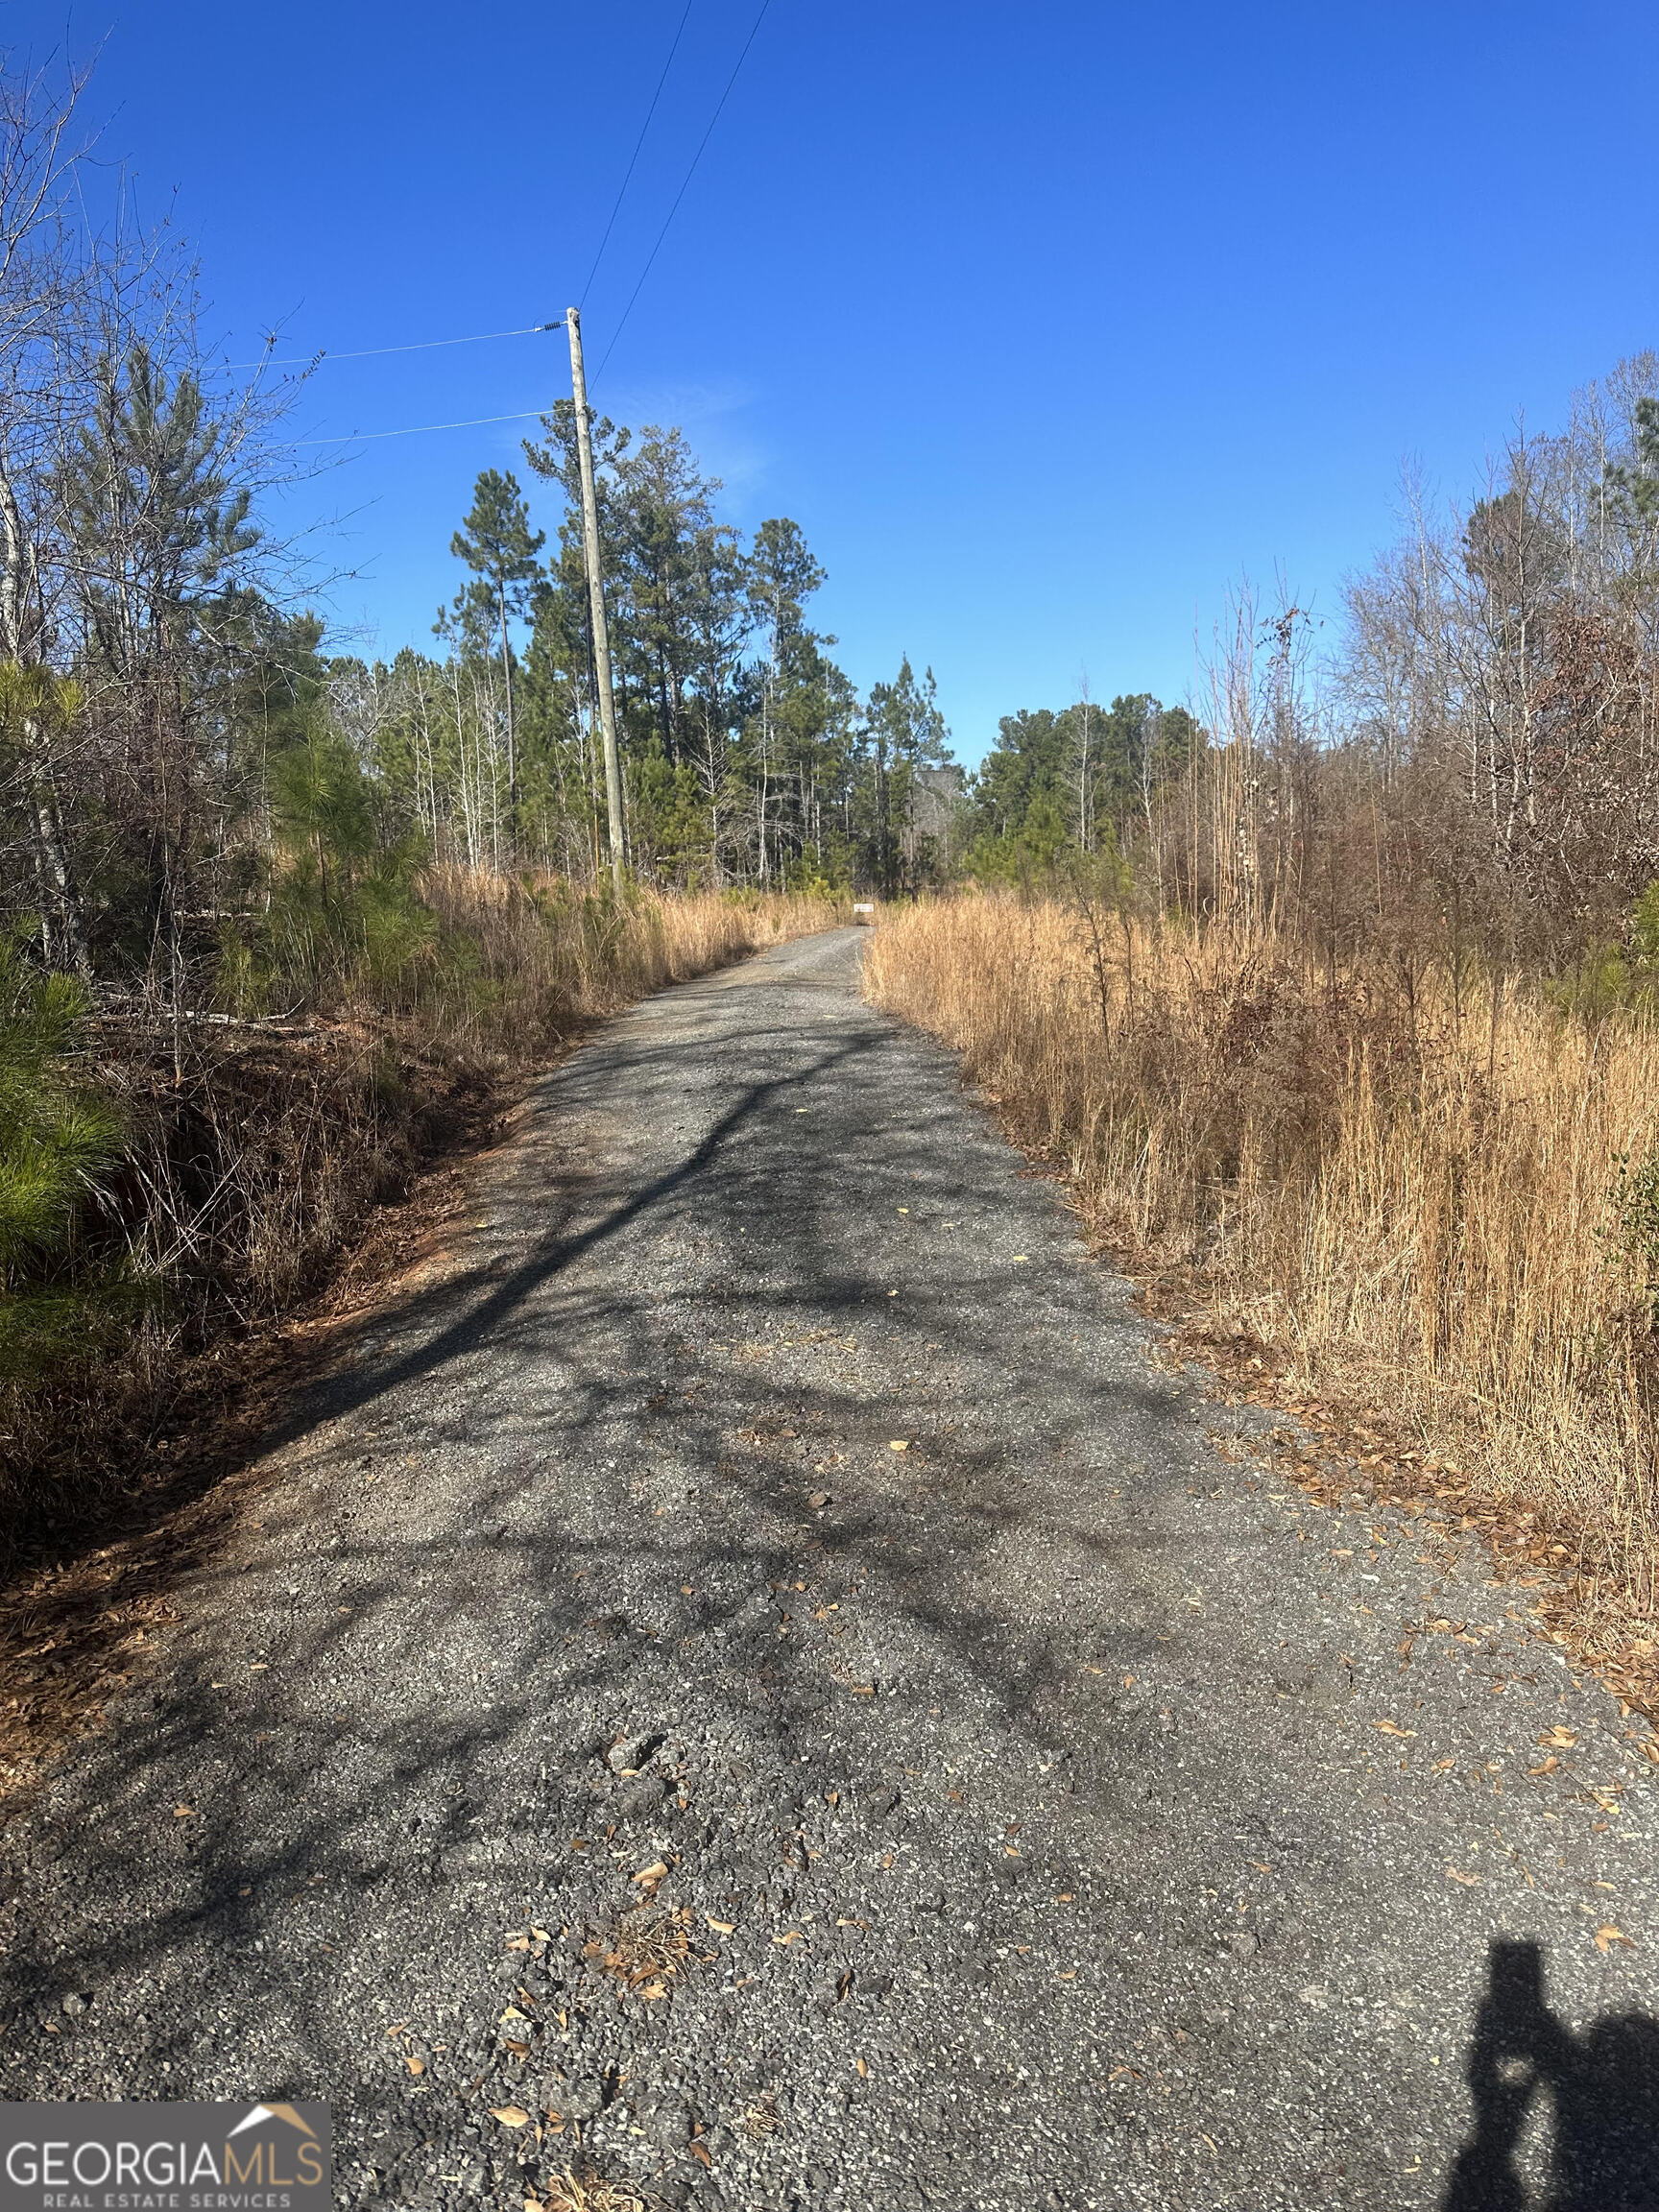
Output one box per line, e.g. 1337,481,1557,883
301,866,845,1052
867,894,1659,1650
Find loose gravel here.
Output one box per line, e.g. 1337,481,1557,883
3,926,1656,2209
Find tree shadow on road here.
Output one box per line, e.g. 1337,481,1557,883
0,978,1191,2115
0,1018,886,1816
1443,1937,1659,2211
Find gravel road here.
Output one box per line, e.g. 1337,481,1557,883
3,926,1657,2210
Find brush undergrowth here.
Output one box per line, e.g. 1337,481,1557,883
0,874,842,1545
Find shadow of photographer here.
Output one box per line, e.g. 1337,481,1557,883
1444,1937,1659,2210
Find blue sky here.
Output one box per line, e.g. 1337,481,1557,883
29,0,1659,764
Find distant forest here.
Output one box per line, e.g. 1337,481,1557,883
329,336,1659,974
335,420,1199,905
351,411,961,902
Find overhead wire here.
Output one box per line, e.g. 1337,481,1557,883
590,0,773,388
291,406,549,447
579,0,696,308
252,322,561,445
257,2,770,444
225,322,557,373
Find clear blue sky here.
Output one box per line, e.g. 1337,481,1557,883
27,0,1659,764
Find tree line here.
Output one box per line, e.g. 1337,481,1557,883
346,415,962,902
958,353,1659,1001
6,25,1658,1024
0,52,980,1038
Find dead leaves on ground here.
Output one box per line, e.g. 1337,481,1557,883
1172,1320,1659,1735
531,2173,670,2212
584,1905,709,2001
738,2091,782,2141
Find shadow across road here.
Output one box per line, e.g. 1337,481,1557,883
1444,1938,1659,2211
6,927,1657,2212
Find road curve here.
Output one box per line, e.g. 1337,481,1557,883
3,926,1656,2210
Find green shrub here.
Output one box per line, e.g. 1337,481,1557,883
1601,1136,1659,1327
0,937,123,1378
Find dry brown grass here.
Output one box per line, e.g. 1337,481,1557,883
535,2172,668,2212
408,871,844,1051
866,892,1659,1695
585,1903,703,1999
6,879,841,1507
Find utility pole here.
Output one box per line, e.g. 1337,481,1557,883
565,306,626,893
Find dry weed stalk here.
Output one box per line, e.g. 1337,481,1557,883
411,871,838,1048
535,2171,666,2212
586,1905,700,1998
866,894,1659,1664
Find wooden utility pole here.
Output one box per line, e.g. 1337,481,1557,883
565,307,626,893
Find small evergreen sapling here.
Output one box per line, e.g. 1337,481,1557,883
0,937,122,1378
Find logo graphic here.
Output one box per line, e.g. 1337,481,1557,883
0,2098,331,2211
228,2104,318,2141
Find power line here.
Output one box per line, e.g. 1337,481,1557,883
252,6,769,450
291,406,548,447
225,323,559,373
591,0,773,388
580,0,696,309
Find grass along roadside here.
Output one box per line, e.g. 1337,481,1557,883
864,893,1659,1726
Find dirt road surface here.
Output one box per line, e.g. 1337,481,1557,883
3,927,1656,2209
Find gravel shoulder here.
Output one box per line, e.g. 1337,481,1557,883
3,925,1656,2211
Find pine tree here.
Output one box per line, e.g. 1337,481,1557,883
861,659,951,894
450,469,545,816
